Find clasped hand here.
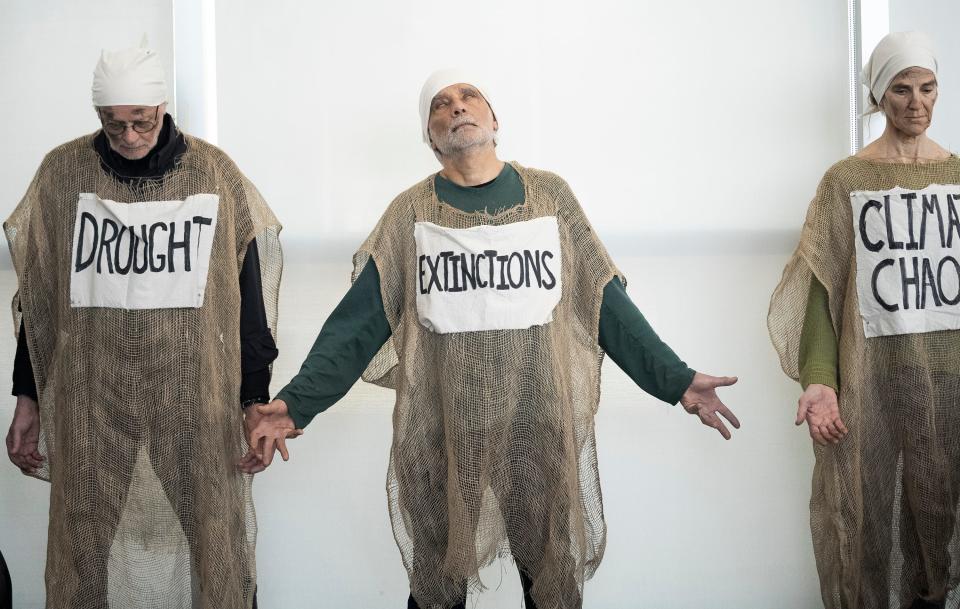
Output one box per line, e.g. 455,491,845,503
239,399,303,473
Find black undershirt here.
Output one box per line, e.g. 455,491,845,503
12,115,277,404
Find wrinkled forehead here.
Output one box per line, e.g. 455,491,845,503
889,66,937,85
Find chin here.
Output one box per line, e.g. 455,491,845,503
906,127,929,138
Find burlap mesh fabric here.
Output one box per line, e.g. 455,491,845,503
768,156,960,608
355,163,621,609
4,134,282,609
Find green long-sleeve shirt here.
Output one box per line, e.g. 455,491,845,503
799,276,839,391
277,164,695,428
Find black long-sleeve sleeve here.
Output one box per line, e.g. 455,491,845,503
238,239,278,403
11,317,36,400
12,240,277,406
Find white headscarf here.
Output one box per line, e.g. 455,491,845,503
861,31,938,115
91,43,167,107
418,69,496,146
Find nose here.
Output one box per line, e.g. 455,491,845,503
121,126,139,145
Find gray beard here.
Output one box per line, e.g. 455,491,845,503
433,123,496,157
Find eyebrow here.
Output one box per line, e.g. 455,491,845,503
432,85,480,104
100,108,152,120
891,79,938,88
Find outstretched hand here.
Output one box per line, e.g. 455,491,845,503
238,399,302,473
6,395,44,474
679,372,740,440
796,383,847,446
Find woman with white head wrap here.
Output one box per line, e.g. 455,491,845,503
769,32,958,609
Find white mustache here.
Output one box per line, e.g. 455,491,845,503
450,116,477,131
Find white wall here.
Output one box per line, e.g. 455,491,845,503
215,0,849,246
859,0,889,147
0,0,865,607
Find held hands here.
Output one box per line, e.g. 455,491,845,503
6,395,44,474
796,383,847,446
679,373,741,440
238,399,302,474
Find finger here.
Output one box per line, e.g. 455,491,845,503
701,412,731,440
818,423,837,443
277,437,290,462
14,456,36,473
717,404,741,429
10,428,21,454
795,400,809,426
261,438,278,467
713,417,732,440
824,419,844,441
820,424,840,442
257,402,286,417
251,430,267,458
24,455,43,469
285,428,304,439
714,375,738,388
809,424,827,446
835,417,849,435
238,458,265,474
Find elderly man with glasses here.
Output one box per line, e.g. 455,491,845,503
4,44,283,608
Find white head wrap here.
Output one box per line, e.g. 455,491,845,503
91,44,167,107
419,69,496,145
861,31,938,115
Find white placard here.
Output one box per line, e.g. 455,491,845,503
70,193,219,309
850,184,960,338
414,216,563,333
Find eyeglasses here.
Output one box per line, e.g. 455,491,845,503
98,105,161,136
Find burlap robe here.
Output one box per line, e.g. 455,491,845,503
356,163,621,609
768,156,960,608
4,134,282,609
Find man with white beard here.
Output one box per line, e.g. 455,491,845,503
246,70,739,609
